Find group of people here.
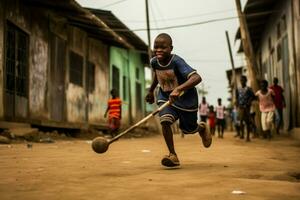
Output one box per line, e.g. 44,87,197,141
233,76,285,141
198,75,286,142
104,32,285,168
198,97,226,139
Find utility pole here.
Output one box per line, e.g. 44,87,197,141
225,31,237,105
145,0,152,61
235,0,261,134
235,0,259,91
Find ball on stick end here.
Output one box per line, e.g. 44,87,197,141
92,137,109,153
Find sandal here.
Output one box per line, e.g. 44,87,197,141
199,122,212,148
161,153,180,167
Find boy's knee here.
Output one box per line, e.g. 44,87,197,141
161,121,172,127
160,114,175,125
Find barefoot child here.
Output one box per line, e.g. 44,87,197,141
145,33,212,167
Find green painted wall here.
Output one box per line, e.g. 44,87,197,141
109,46,146,126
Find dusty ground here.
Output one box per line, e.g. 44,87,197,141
0,131,300,200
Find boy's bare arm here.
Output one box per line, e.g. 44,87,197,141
149,72,158,93
145,72,158,104
170,73,202,103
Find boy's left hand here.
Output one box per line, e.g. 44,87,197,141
169,88,182,104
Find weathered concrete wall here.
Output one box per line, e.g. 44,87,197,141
66,26,87,123
109,47,130,125
0,0,4,118
293,0,300,126
4,0,49,119
109,46,146,126
258,0,298,130
128,50,146,122
29,14,49,119
87,38,109,125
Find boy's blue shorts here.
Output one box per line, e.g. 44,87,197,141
159,104,199,134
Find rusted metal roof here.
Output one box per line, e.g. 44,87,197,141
235,0,277,53
24,0,148,53
87,8,148,53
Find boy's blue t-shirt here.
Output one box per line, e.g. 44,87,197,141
150,54,198,112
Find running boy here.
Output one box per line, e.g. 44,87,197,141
145,33,212,167
104,89,122,137
255,80,276,139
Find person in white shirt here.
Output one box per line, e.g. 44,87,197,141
199,97,209,122
215,98,225,138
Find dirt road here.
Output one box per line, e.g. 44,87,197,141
0,132,300,200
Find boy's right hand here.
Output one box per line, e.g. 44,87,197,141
145,92,155,104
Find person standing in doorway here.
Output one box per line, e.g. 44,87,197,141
269,77,285,134
199,97,209,122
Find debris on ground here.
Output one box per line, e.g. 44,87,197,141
231,190,246,195
0,135,11,144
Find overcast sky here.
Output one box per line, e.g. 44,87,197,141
77,0,247,106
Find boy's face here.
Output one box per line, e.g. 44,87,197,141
153,37,173,62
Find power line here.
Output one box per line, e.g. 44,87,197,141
86,10,279,25
121,9,236,23
101,0,129,9
128,16,238,32
69,15,237,32
69,10,278,33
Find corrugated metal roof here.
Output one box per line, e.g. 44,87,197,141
24,0,148,53
87,8,148,53
235,0,277,53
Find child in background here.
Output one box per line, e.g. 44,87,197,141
208,105,216,136
199,96,209,122
255,80,276,139
236,75,255,142
232,105,240,137
215,98,226,138
104,89,122,137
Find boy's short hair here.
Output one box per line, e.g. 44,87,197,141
156,33,173,45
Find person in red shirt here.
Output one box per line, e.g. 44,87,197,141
269,77,286,134
104,89,122,137
208,105,216,136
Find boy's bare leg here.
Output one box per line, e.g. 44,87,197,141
161,121,176,155
161,121,180,167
